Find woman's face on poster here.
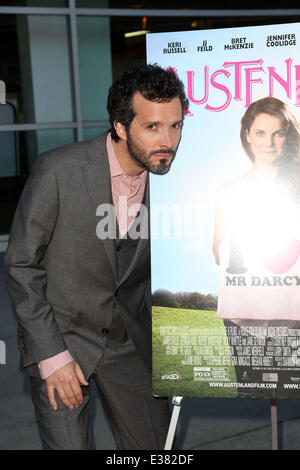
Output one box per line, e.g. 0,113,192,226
246,113,286,165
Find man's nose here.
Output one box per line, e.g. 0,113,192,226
159,129,173,148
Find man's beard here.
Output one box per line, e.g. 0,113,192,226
126,129,177,175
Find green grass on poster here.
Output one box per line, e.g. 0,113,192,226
152,306,237,398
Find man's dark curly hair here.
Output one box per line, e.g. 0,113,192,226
107,63,189,142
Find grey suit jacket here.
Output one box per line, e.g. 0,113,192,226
4,132,152,379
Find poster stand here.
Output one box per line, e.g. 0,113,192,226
164,396,183,450
164,397,279,450
270,399,278,450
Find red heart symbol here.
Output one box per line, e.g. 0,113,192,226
260,237,300,274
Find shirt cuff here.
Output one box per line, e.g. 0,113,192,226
38,350,74,380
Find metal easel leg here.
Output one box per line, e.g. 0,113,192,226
164,396,183,450
270,398,278,450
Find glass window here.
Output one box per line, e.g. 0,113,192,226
0,1,68,6
75,0,213,7
77,15,112,121
0,173,25,234
0,128,75,233
76,1,300,8
83,126,109,141
0,14,74,124
33,128,75,155
76,0,108,7
0,127,75,177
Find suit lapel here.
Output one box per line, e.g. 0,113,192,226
81,132,150,287
81,133,118,280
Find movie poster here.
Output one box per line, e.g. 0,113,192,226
147,22,300,398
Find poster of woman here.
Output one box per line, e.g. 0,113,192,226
147,22,300,398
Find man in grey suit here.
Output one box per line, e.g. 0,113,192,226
4,64,189,450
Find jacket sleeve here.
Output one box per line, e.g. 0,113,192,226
4,163,68,368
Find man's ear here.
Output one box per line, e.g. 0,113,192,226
114,121,127,142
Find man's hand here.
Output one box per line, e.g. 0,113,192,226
45,361,89,411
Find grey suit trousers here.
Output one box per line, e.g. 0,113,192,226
29,340,171,450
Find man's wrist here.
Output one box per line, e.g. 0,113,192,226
38,350,74,380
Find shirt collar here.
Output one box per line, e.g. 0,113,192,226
106,132,124,178
106,132,148,181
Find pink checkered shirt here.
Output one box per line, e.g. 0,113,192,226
38,132,147,379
